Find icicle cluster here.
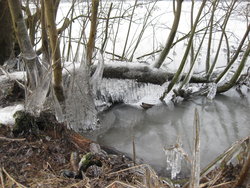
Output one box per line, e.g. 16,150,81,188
164,147,182,179
207,83,217,100
65,62,98,132
96,78,164,105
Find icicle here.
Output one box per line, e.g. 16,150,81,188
90,52,104,97
207,83,217,100
164,138,183,180
164,146,183,179
64,53,98,131
94,78,165,106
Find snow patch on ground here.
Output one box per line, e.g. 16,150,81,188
0,104,24,125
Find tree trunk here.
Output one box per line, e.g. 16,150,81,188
41,0,50,63
0,0,13,65
86,0,99,65
217,41,250,93
160,0,207,100
154,0,183,68
44,0,64,102
90,62,208,85
7,0,38,90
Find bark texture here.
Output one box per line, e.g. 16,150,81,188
8,0,38,90
0,0,13,65
44,0,64,102
86,0,99,65
90,62,208,85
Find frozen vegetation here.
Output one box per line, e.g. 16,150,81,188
1,0,250,181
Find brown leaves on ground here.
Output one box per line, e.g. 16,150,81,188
0,120,168,188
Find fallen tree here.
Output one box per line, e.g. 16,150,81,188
91,62,209,85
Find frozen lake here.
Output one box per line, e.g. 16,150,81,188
83,89,250,177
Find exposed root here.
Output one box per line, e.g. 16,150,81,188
0,136,26,142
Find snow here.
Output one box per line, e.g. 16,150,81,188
0,72,26,125
0,71,26,83
0,104,24,125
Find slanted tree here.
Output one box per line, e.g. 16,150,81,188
8,0,39,90
0,0,14,65
153,0,183,69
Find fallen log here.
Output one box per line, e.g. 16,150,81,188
91,62,209,85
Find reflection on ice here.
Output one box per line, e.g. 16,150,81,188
87,90,250,177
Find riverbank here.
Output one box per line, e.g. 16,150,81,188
0,114,168,187
0,78,249,187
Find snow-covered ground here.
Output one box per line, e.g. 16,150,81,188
0,104,24,125
56,1,249,72
1,0,249,177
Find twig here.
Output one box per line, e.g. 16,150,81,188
108,164,156,176
132,135,136,166
233,145,250,187
210,181,236,188
106,180,137,188
0,168,5,188
2,167,27,188
207,170,222,187
44,162,56,175
0,137,26,142
190,108,201,188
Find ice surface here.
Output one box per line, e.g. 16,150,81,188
0,104,24,125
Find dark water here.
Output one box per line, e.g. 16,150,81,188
84,89,250,176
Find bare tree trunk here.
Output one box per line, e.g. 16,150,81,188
90,62,208,85
24,3,40,47
44,0,64,102
0,0,13,65
8,0,38,90
207,0,237,79
217,41,250,93
215,23,250,84
205,0,218,74
41,0,50,63
53,0,61,18
154,0,183,69
100,3,113,54
160,0,207,100
86,0,99,65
